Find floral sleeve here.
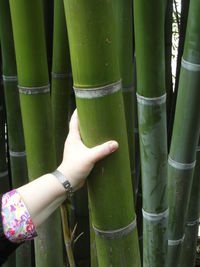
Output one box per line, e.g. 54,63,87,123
1,189,37,243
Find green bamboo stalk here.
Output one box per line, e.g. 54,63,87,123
64,1,141,266
9,1,63,266
0,1,32,266
134,0,168,266
115,0,136,188
42,0,54,74
51,1,90,265
168,1,200,265
179,140,200,267
0,80,10,194
51,0,71,165
165,0,173,128
0,62,15,267
168,0,190,142
60,203,75,267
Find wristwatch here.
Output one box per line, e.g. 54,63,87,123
51,169,73,198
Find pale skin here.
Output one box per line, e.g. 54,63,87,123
17,110,119,227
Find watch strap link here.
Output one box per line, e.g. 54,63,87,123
52,169,73,198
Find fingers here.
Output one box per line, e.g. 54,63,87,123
89,141,119,163
69,109,81,139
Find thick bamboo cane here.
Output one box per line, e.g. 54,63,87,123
168,1,200,265
134,1,168,266
9,1,63,266
0,1,32,266
64,1,141,266
179,140,200,267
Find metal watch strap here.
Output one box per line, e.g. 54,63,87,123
51,169,73,198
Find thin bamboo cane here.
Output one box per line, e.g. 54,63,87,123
0,79,10,194
0,61,15,267
51,0,71,166
60,203,75,267
167,1,200,265
134,0,168,266
179,140,200,267
42,0,54,74
0,1,32,265
115,0,136,189
168,0,190,142
9,1,63,266
64,1,141,266
165,0,173,129
51,1,79,266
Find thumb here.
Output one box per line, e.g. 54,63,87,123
89,141,119,163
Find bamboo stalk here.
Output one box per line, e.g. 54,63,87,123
134,0,168,266
179,140,200,267
167,1,200,265
165,0,173,129
64,1,141,266
9,1,63,266
168,0,190,141
115,0,136,190
60,203,75,267
0,0,32,265
0,79,10,194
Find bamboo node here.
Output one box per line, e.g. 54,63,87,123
9,150,26,157
168,235,185,246
134,128,139,134
168,156,196,170
0,170,8,178
182,58,200,72
73,80,122,99
123,85,135,93
186,218,199,226
2,75,18,82
136,93,166,105
51,72,71,79
18,84,50,95
92,218,137,240
142,208,169,221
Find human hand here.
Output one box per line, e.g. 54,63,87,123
57,109,119,191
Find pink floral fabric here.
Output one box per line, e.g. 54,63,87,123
1,189,37,243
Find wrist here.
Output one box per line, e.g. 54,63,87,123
51,169,74,198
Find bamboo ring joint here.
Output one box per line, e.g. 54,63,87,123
123,85,134,93
168,235,185,246
136,93,166,105
186,218,199,226
0,170,8,178
73,80,122,99
92,218,137,240
9,150,26,157
182,58,200,72
51,72,70,79
168,156,196,170
142,208,169,221
18,84,50,95
2,75,18,82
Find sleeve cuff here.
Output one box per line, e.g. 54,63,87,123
1,189,37,243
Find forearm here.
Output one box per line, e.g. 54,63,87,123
17,173,68,227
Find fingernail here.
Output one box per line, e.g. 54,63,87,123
109,141,118,152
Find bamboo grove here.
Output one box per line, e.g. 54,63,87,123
0,0,200,266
